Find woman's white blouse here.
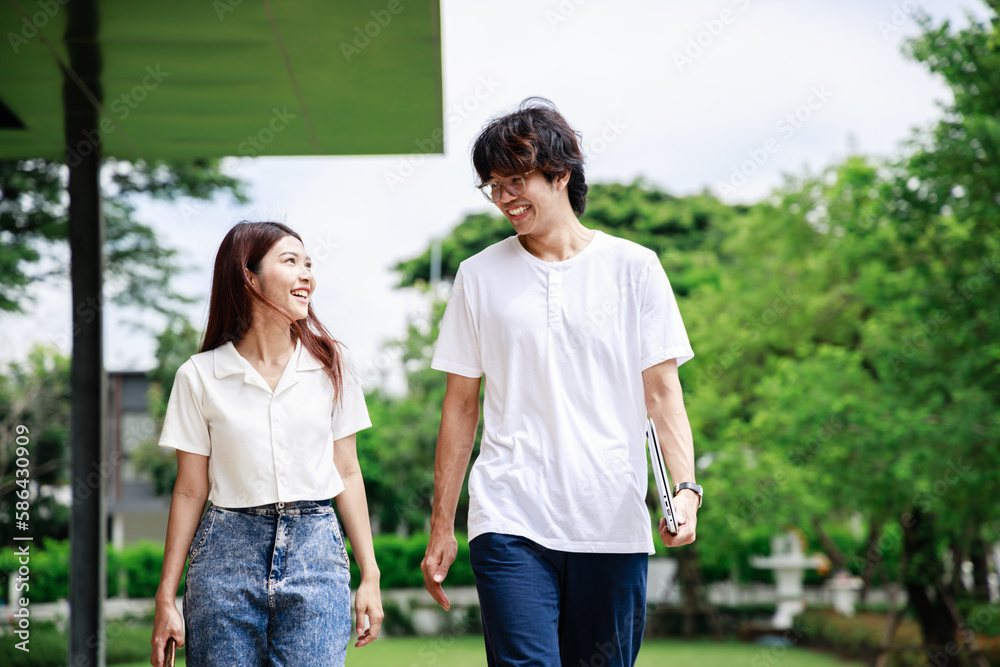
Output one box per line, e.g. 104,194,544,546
158,340,371,508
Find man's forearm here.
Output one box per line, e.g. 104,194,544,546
653,391,696,488
643,360,696,487
429,395,480,533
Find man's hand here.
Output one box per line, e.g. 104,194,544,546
659,490,698,547
421,531,458,610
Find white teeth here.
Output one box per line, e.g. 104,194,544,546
509,205,529,216
291,290,308,298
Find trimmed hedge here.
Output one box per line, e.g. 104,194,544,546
347,532,474,589
0,620,182,667
0,540,185,604
0,533,474,604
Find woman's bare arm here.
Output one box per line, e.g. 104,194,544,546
150,451,209,667
334,433,384,647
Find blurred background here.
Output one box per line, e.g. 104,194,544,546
1,1,998,665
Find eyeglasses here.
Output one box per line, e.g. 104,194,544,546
478,170,535,203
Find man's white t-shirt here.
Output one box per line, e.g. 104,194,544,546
431,230,693,554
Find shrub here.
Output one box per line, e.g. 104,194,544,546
646,604,777,637
959,600,1000,638
347,533,475,589
117,541,173,598
0,539,70,604
0,619,184,666
0,540,182,604
0,622,67,667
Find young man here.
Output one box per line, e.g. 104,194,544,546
420,98,701,667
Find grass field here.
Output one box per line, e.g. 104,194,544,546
119,635,861,667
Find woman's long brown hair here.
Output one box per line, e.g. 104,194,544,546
201,221,344,399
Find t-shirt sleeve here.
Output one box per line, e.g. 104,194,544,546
331,355,373,441
640,255,694,370
158,360,211,456
431,266,483,378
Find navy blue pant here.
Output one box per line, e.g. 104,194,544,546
469,533,648,667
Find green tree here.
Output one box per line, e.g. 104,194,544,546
0,157,247,315
637,6,1000,652
871,3,1000,646
0,345,72,544
0,157,247,541
360,300,447,534
395,182,738,296
733,4,1000,649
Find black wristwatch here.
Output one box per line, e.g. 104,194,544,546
673,482,703,508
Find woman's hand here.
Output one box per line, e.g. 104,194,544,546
334,433,384,647
353,579,384,648
150,598,184,666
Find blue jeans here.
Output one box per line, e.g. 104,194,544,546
183,500,352,666
469,533,648,667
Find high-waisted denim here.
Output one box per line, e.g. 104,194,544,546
183,500,352,666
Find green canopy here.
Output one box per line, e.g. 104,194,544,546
0,0,443,159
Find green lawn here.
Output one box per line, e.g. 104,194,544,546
119,636,861,667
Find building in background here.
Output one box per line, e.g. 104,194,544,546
106,370,166,549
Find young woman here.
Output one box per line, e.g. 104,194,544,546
150,221,382,666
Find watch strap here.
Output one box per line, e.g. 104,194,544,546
673,482,703,507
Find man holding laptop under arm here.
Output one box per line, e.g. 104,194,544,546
421,98,701,667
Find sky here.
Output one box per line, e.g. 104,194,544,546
1,0,988,387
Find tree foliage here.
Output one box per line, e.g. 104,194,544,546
0,157,247,316
0,346,71,545
360,300,450,533
394,183,740,298
0,157,246,540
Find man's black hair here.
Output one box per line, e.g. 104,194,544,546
472,97,588,216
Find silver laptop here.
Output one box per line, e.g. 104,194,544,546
646,417,679,536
